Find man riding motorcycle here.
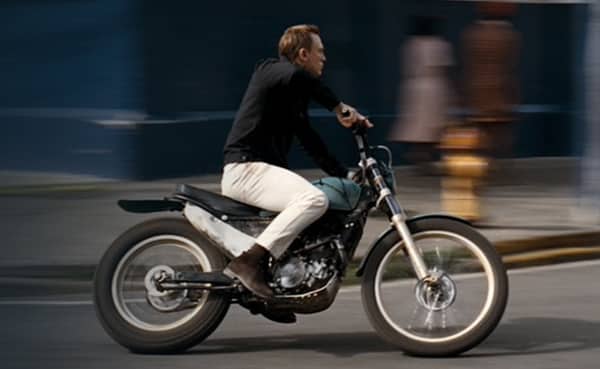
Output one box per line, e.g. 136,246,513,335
221,24,372,321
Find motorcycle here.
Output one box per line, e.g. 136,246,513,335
93,124,508,357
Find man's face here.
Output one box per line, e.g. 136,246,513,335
298,34,326,77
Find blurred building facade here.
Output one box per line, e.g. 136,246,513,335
0,0,590,179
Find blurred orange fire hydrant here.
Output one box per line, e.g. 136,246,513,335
439,124,488,222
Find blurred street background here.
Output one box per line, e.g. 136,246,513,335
0,0,590,178
2,0,599,264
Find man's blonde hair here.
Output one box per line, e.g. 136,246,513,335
278,24,320,61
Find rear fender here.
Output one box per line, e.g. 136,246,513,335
355,214,471,277
117,199,184,213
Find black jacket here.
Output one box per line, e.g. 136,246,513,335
223,57,348,177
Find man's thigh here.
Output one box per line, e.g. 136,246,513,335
226,162,317,212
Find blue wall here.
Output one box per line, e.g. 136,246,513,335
0,0,143,177
0,0,588,179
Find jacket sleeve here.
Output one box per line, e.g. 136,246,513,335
290,69,340,110
295,118,348,178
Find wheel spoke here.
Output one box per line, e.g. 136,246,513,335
434,245,448,271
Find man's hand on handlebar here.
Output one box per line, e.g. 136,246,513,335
334,102,374,129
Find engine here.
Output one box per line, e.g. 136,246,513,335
270,242,338,294
267,201,368,296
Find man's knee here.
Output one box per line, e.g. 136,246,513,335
306,189,329,216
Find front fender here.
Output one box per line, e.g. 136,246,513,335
355,214,471,277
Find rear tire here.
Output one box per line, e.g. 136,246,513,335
94,217,230,354
361,217,508,356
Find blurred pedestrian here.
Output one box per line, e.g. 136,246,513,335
389,15,454,175
461,2,520,161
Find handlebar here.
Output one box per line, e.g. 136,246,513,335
351,122,368,136
340,108,371,160
352,122,370,162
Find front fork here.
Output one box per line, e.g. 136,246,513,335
390,214,429,280
364,158,430,280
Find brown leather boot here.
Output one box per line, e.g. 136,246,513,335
224,244,274,299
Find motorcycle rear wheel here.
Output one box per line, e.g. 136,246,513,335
361,217,508,356
94,217,229,354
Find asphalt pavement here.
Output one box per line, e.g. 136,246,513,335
2,260,600,369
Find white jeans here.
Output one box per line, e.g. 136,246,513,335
221,162,329,258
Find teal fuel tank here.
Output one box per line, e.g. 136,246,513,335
312,177,362,211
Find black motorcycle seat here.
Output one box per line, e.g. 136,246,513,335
173,184,276,219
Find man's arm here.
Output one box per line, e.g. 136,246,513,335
295,117,348,178
290,69,373,128
290,69,339,109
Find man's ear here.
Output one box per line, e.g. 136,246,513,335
297,48,308,62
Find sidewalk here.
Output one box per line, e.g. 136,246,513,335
1,157,599,284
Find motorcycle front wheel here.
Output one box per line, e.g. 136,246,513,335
361,217,508,356
94,217,230,354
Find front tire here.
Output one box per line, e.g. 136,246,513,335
94,217,230,354
361,217,508,356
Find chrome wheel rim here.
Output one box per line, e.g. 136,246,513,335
374,231,496,343
111,235,211,332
